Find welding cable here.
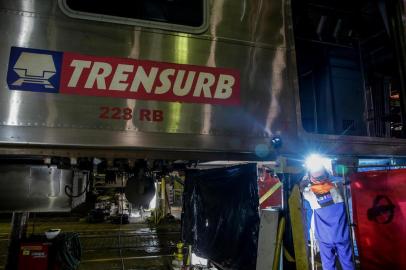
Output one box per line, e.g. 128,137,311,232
55,233,82,270
64,181,89,198
65,172,90,198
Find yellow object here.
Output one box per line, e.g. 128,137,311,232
186,245,192,266
289,185,310,270
177,242,184,250
161,178,166,203
173,242,185,267
176,253,183,261
272,217,286,270
284,247,296,263
153,178,168,225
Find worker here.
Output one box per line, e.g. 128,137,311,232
301,166,355,270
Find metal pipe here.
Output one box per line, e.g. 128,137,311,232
345,164,405,169
161,177,166,219
281,175,285,211
81,254,173,263
333,19,342,40
84,245,177,252
79,231,180,238
306,3,354,14
296,37,354,49
327,50,338,134
316,16,327,38
310,218,315,270
358,40,372,137
311,71,319,133
360,31,386,45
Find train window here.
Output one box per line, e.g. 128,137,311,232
293,0,406,138
59,0,207,33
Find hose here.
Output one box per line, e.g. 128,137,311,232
65,171,90,198
54,233,82,270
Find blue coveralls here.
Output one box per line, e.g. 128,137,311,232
313,202,355,270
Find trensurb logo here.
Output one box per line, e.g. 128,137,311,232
7,47,62,93
6,46,240,105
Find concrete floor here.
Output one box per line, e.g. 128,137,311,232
0,218,360,270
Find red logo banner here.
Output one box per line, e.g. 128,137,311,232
60,52,240,105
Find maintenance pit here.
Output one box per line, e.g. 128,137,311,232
0,158,282,270
1,156,405,270
0,219,180,270
0,158,188,270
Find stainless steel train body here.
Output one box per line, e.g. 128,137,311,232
1,0,406,159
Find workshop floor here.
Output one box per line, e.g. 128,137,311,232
0,218,180,270
0,218,360,270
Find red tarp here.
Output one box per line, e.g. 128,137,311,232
350,169,406,270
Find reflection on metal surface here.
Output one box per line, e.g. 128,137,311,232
0,165,74,212
1,0,405,157
168,103,181,133
5,0,34,127
266,30,286,135
166,36,190,133
204,1,224,135
126,30,142,132
129,30,141,60
17,1,34,47
241,0,247,21
0,0,287,156
207,0,223,68
175,36,189,65
6,94,20,126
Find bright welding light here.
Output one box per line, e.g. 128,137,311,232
191,253,208,266
305,154,331,173
148,183,158,210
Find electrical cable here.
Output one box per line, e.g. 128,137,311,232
65,171,90,198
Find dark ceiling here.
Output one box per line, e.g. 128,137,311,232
292,0,389,45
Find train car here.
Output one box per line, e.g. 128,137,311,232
0,0,405,214
0,0,405,206
0,0,291,161
1,0,406,162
